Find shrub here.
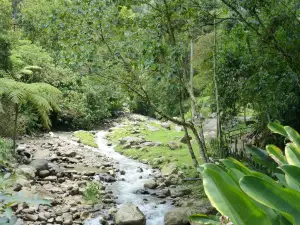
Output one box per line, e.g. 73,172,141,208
190,123,300,225
84,181,102,204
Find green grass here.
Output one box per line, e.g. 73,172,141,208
84,181,102,204
107,120,203,177
74,131,98,148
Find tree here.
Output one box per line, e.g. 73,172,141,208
0,78,61,150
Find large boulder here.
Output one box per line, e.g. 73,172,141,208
17,165,37,179
30,159,48,173
164,207,191,225
161,163,178,176
115,203,146,225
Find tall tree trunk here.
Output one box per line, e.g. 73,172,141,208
179,88,199,168
213,15,222,145
190,39,196,121
189,38,208,163
13,104,19,153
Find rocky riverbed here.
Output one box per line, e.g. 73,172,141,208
10,116,214,225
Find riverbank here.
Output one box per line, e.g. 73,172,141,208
8,114,214,225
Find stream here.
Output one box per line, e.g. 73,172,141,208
85,130,172,225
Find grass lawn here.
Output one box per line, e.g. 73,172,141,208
107,119,203,177
74,131,98,148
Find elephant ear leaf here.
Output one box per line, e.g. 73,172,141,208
285,126,300,148
268,123,288,137
189,214,220,225
202,169,271,225
266,145,287,166
245,145,276,169
240,176,300,224
285,143,300,166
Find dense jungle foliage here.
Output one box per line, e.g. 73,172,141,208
0,0,299,224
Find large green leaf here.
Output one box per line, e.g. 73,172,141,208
245,145,276,169
285,143,300,166
268,123,288,137
240,176,300,224
282,165,300,187
189,214,220,225
203,169,271,225
200,163,238,188
285,126,300,149
221,158,251,175
266,145,287,166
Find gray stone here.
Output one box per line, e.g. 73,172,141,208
24,214,38,222
161,163,178,176
119,136,145,146
161,122,171,130
115,203,146,225
30,159,48,172
17,165,37,179
39,170,50,178
144,180,157,189
164,208,191,225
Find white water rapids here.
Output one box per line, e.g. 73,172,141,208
85,130,172,225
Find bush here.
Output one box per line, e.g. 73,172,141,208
84,181,102,204
190,123,300,225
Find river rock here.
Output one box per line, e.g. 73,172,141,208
115,203,146,225
17,165,37,179
24,214,38,222
161,163,178,176
161,122,171,130
38,170,50,178
119,136,145,146
30,159,49,172
144,180,157,189
164,207,191,225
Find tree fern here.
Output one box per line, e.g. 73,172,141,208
0,78,61,149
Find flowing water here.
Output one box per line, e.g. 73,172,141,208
85,130,172,225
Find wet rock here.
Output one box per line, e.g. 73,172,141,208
137,167,143,173
17,165,36,179
38,170,50,178
120,170,126,175
144,180,157,189
99,174,117,182
164,207,191,225
13,183,22,192
161,163,178,176
115,203,146,225
157,189,171,198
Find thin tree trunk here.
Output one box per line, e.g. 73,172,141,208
13,104,19,153
190,39,196,121
179,88,199,168
213,17,221,140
